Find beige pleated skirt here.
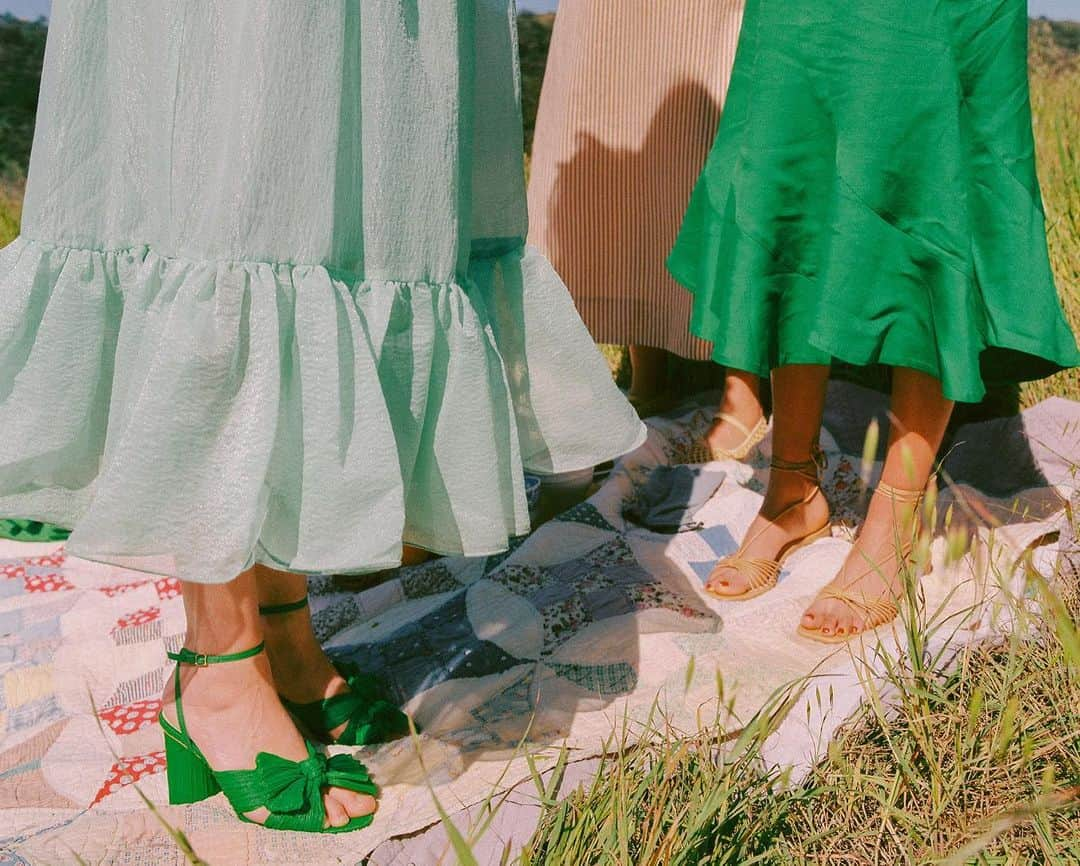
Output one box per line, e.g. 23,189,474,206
527,0,744,360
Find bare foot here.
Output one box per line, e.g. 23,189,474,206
707,469,829,597
160,653,377,828
800,489,924,638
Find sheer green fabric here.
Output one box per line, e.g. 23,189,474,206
0,1,645,583
669,0,1080,402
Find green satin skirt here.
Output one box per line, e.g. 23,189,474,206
669,0,1080,403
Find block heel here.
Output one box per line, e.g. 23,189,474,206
161,718,220,805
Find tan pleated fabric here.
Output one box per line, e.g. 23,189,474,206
527,1,744,360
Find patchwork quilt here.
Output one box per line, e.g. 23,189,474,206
1,384,1076,865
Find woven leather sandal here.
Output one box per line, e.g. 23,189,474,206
705,447,831,601
685,413,768,464
797,479,930,643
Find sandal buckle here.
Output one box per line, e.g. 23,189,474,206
193,652,210,667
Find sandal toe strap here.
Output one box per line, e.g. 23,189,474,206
713,556,781,591
818,589,899,628
331,692,410,746
715,412,753,440
324,753,379,797
691,414,769,463
217,743,327,831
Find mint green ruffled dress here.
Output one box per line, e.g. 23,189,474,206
668,0,1080,402
0,1,645,584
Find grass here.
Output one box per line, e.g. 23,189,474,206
0,173,23,248
0,14,44,177
1024,23,1080,406
517,502,1080,865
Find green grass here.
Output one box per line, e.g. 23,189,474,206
0,174,23,248
517,506,1080,865
0,14,45,175
1024,24,1080,406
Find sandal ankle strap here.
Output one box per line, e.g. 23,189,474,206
876,478,934,505
167,642,265,667
713,412,754,439
166,642,265,738
770,443,826,482
259,596,309,616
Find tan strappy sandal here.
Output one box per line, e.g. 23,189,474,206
685,413,768,464
705,449,831,601
797,480,930,643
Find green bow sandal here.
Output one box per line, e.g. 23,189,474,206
159,643,379,833
259,597,412,746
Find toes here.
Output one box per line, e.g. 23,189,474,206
707,572,744,596
836,614,864,637
331,788,378,819
818,614,839,637
802,604,830,631
323,793,350,829
830,612,851,637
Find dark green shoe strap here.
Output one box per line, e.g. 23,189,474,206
258,596,309,616
167,643,266,668
166,643,265,739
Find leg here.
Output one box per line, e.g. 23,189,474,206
162,569,376,827
628,345,669,401
800,368,953,637
332,544,435,591
707,365,831,595
704,368,767,455
256,565,355,739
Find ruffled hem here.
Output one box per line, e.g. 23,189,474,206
666,0,1080,404
669,176,1080,404
0,237,645,583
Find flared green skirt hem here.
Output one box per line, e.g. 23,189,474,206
666,0,1080,404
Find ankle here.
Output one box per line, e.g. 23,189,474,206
166,655,271,713
181,630,263,658
718,397,763,426
263,625,335,689
264,628,321,673
763,476,819,514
